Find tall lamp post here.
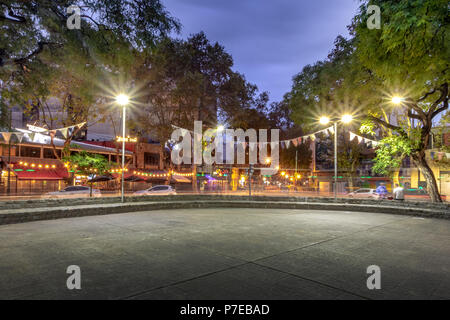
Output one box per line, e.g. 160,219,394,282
319,114,353,201
116,94,129,203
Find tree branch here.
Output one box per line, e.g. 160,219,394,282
12,41,59,67
430,83,448,119
369,115,408,137
0,9,27,24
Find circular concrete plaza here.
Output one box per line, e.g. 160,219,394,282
0,208,449,300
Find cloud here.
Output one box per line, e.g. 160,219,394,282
163,0,359,102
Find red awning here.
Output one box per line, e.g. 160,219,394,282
11,163,69,180
14,168,69,180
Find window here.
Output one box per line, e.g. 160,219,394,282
44,148,61,159
144,152,160,166
152,186,168,191
21,146,41,158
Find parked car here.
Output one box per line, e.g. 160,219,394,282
348,188,381,199
44,186,101,198
134,185,176,196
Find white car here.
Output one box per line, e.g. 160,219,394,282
44,186,101,198
348,188,380,199
134,185,176,196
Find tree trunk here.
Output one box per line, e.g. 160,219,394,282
412,152,442,203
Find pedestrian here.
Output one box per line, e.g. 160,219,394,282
393,184,405,201
376,183,388,200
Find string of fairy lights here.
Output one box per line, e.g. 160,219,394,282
18,161,57,169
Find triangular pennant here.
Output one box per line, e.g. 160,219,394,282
14,132,24,143
58,128,69,139
350,132,356,141
328,127,335,135
309,134,316,142
292,139,298,147
76,122,87,130
1,132,12,143
281,141,286,149
298,137,302,145
357,136,363,143
27,132,36,141
285,140,291,149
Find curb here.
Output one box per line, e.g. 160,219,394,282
0,200,448,226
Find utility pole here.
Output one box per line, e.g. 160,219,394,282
121,105,126,203
334,122,338,201
295,150,298,186
7,139,11,195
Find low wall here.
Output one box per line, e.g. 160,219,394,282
0,195,448,225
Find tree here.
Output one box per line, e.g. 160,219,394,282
1,0,180,160
279,143,312,171
0,1,180,73
353,0,449,202
63,151,110,197
286,0,449,202
131,35,253,172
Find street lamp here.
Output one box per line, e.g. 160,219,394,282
319,116,330,125
116,94,129,203
392,96,404,105
319,114,353,201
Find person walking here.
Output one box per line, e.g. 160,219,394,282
393,184,405,201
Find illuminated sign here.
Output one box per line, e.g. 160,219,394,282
116,136,138,143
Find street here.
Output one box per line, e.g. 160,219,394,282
1,208,449,300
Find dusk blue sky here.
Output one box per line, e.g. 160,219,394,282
163,0,360,103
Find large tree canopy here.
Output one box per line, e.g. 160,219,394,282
0,0,180,72
286,0,449,202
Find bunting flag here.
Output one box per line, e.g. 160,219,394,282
0,132,27,144
59,127,69,139
28,122,87,138
15,132,24,143
1,132,13,143
349,131,380,148
27,132,36,142
170,125,335,150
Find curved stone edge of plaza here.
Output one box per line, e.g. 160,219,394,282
0,195,448,225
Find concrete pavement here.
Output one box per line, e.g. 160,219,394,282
0,208,449,300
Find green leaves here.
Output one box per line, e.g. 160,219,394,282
372,135,414,175
64,151,110,176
